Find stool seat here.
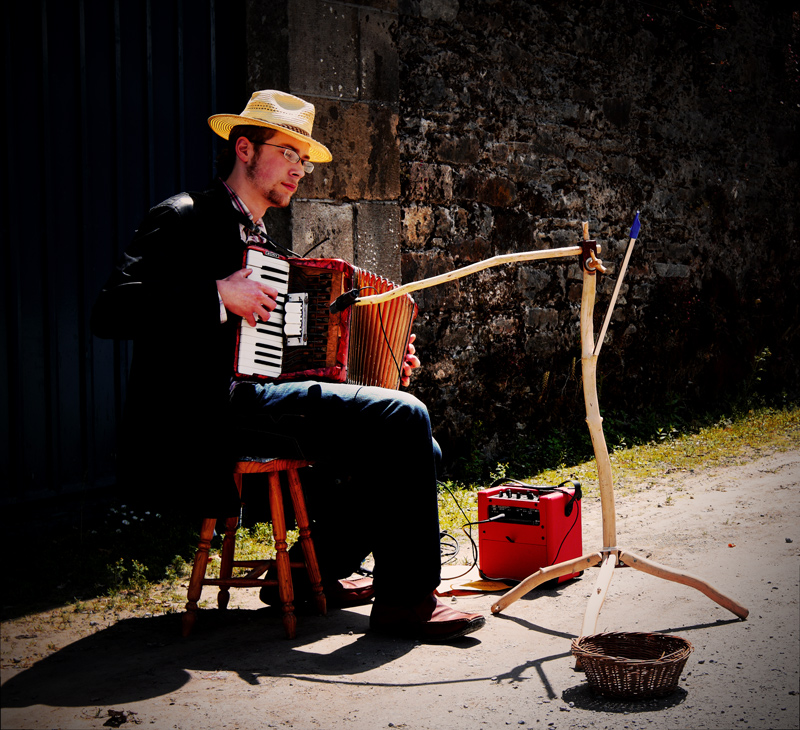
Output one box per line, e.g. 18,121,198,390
182,457,326,638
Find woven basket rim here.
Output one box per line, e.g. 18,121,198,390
572,632,694,664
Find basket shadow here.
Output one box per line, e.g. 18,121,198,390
562,683,689,712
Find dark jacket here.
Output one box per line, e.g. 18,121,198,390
92,181,248,517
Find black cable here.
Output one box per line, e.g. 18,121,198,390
438,481,514,580
438,481,479,578
549,499,580,567
301,236,330,257
439,530,461,564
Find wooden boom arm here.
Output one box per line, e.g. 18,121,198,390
352,244,592,306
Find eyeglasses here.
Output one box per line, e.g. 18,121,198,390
254,142,314,173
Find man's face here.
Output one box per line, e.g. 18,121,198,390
244,130,312,210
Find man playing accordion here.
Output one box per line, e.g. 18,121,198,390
92,89,485,643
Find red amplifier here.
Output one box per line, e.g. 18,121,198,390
478,481,583,583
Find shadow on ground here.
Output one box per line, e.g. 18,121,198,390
2,607,427,709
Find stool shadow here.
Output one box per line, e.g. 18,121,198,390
1,607,417,709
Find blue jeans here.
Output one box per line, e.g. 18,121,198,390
229,380,442,605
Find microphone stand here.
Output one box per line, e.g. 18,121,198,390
490,219,749,640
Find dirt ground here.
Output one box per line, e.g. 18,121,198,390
2,449,799,730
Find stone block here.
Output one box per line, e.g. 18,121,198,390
246,0,289,90
489,316,518,336
516,267,553,298
359,8,400,102
288,0,359,99
456,172,517,207
308,101,400,201
524,305,559,330
291,200,354,261
354,202,402,281
408,162,453,203
402,205,434,248
436,135,481,165
401,0,459,22
446,236,492,264
362,0,398,9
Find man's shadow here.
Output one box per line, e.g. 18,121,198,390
2,606,425,708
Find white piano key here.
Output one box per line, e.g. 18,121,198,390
239,330,284,351
245,252,291,294
240,313,285,330
236,354,282,378
255,324,284,338
238,338,283,359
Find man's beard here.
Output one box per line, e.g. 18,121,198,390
245,154,292,208
266,188,291,208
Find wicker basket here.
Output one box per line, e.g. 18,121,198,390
571,632,694,699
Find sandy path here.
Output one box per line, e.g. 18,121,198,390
2,449,798,729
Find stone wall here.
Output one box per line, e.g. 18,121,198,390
246,0,798,475
396,0,799,473
247,0,404,280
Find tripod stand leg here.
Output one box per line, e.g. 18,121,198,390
618,549,749,619
491,552,603,614
580,552,617,637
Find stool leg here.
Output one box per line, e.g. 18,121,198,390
287,468,326,616
183,517,216,637
269,471,297,639
217,515,239,611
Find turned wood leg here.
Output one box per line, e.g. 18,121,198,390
287,468,326,616
183,517,216,637
217,515,239,611
269,471,297,639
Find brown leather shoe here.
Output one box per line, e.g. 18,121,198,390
369,594,486,643
327,576,375,607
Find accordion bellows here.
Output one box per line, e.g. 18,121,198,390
234,248,417,391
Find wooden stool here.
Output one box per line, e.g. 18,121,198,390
182,457,327,639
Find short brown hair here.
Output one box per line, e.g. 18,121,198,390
215,125,277,178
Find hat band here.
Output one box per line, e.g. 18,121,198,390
266,121,312,138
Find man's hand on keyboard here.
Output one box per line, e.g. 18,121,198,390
216,268,278,327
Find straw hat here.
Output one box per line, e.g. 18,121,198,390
208,90,332,163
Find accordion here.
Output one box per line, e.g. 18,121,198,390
233,246,418,390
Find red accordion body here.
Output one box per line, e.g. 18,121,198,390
233,247,417,390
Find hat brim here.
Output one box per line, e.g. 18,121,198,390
208,114,332,163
